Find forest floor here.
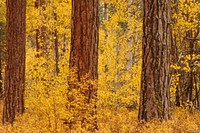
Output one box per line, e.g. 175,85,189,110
0,101,199,133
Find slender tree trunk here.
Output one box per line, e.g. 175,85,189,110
188,31,194,102
171,0,180,106
104,2,108,43
138,0,171,121
126,1,133,69
54,29,59,75
186,29,199,107
35,0,45,56
3,0,26,124
194,75,199,108
0,41,2,94
35,0,40,53
62,33,67,54
53,11,59,75
54,27,59,75
102,2,109,73
0,23,5,95
69,0,99,129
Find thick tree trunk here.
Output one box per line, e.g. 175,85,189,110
69,0,99,129
138,0,171,121
70,0,99,100
3,0,26,124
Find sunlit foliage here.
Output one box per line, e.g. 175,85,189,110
0,0,199,132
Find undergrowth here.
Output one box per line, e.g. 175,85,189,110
0,49,199,132
0,105,199,133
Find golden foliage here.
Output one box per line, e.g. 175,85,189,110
0,0,199,132
0,105,200,132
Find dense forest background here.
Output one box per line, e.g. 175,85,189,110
0,0,199,132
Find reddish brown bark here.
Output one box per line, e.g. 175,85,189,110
70,0,99,100
3,0,26,123
138,0,171,121
69,0,99,130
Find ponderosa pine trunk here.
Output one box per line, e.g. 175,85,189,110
69,0,99,129
3,0,26,124
70,0,99,101
138,0,171,121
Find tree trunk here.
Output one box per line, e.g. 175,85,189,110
35,0,46,56
104,2,108,43
171,0,180,107
70,0,99,100
35,0,40,53
3,0,26,124
69,0,99,129
54,12,59,75
0,41,2,94
0,23,5,95
102,2,108,73
138,0,171,121
54,29,59,75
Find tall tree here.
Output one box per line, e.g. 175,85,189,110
53,10,59,75
0,40,2,94
35,0,45,56
0,22,5,94
69,0,99,129
138,0,171,121
0,1,6,95
3,0,26,123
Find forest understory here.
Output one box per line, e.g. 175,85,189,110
0,100,199,133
